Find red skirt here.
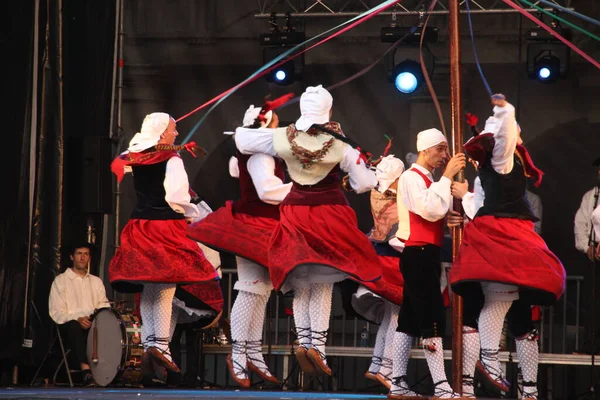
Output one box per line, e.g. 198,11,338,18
268,204,382,290
359,254,404,305
109,219,219,293
449,216,565,305
186,201,276,268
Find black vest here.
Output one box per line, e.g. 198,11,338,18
476,152,538,221
131,161,184,220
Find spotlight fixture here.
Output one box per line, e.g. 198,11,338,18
533,53,560,82
526,23,571,83
389,59,424,94
260,13,305,86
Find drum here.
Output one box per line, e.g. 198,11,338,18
86,308,144,387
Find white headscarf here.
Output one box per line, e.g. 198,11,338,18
416,128,447,152
242,105,273,128
375,155,405,193
295,85,333,131
128,112,172,153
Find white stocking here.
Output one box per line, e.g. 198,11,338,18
141,283,176,361
140,290,155,351
293,287,311,349
309,283,333,359
369,302,392,374
169,305,180,341
516,332,539,398
422,337,456,398
230,290,258,377
247,292,273,376
462,326,480,398
379,302,400,380
388,331,418,397
479,299,512,381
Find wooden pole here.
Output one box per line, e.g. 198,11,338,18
448,0,465,393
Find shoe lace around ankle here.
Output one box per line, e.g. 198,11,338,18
433,379,457,397
310,330,329,360
521,380,538,399
246,340,269,372
294,327,311,346
146,336,172,357
390,375,413,394
462,374,475,389
379,357,393,379
480,348,506,382
230,340,249,376
368,355,383,373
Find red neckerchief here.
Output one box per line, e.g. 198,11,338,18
111,150,179,183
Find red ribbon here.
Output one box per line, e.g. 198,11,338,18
466,113,479,127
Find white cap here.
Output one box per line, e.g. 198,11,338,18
375,155,405,193
128,112,171,152
295,85,333,131
242,105,273,128
416,128,447,152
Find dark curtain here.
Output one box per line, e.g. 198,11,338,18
0,0,36,384
0,0,116,385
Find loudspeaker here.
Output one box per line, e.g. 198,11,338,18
68,136,113,214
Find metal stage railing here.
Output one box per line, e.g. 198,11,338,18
184,271,589,397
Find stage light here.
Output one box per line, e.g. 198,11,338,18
274,70,287,82
260,16,305,86
390,60,423,94
538,67,551,80
265,59,296,86
526,26,570,83
533,54,560,83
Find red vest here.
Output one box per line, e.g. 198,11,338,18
232,152,285,219
405,168,444,248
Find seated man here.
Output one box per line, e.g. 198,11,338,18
49,242,109,374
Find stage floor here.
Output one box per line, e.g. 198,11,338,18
0,388,509,400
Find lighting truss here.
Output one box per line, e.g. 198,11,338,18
255,0,574,17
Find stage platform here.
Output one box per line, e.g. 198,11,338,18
0,388,510,400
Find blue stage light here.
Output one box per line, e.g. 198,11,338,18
390,60,423,94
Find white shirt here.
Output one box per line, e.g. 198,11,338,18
462,176,485,220
399,164,452,222
490,103,519,175
592,204,600,242
164,157,212,221
234,126,377,194
49,268,110,325
575,187,600,251
246,154,292,204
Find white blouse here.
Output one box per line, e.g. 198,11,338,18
235,127,377,194
164,157,212,221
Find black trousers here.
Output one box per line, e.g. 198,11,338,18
461,282,534,338
58,320,89,368
397,245,446,339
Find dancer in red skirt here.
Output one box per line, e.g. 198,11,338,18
187,96,293,387
109,112,220,375
396,128,466,399
234,85,381,376
449,95,565,397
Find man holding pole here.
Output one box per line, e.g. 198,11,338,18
395,128,466,399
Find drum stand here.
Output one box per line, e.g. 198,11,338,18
30,324,74,387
